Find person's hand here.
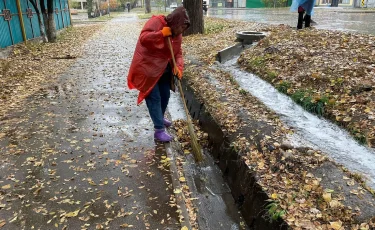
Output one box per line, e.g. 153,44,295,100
173,67,182,79
161,27,172,37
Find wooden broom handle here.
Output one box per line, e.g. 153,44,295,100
167,37,191,122
167,37,178,73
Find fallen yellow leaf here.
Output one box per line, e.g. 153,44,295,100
0,220,5,228
174,189,182,194
120,223,133,228
257,160,265,169
65,209,80,217
1,184,10,190
323,193,332,203
329,199,342,208
330,221,342,230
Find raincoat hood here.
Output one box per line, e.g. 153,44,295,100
166,6,190,32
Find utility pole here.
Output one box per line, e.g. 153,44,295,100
165,0,167,12
16,0,27,43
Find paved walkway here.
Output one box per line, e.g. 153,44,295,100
0,14,181,229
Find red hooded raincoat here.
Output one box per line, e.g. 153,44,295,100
127,10,187,105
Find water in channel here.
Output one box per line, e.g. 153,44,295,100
220,56,375,190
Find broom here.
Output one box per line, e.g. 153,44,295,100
167,37,203,163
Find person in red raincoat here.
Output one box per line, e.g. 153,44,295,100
127,6,190,142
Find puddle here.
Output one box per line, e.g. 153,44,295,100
220,56,375,190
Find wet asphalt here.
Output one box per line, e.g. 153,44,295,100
0,14,181,229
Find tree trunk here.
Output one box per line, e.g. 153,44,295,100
87,0,93,18
38,13,48,42
41,0,49,33
183,0,204,36
46,0,56,42
28,0,48,42
145,0,151,13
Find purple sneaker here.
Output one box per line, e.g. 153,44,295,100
154,129,173,142
163,118,172,128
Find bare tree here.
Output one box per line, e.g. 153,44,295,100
183,0,204,35
45,0,57,42
28,0,48,42
145,0,151,13
28,0,57,42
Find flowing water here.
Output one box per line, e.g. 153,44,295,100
221,56,375,189
168,94,247,230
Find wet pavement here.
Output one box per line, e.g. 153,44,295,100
71,12,88,21
207,7,375,34
0,14,181,229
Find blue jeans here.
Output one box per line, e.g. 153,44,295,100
145,65,172,130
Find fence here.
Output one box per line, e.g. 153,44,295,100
0,0,71,48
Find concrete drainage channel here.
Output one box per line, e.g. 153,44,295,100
216,31,266,63
167,95,249,229
176,30,375,229
165,31,289,230
178,79,288,230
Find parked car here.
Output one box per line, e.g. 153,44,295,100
170,2,178,10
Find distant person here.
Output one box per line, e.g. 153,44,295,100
291,0,316,29
127,7,190,142
126,3,131,12
203,1,208,13
331,0,339,7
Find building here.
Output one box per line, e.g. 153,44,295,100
71,0,118,10
210,0,373,7
364,0,375,7
0,0,72,48
315,0,375,7
210,0,292,8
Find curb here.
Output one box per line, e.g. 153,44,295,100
336,10,375,13
164,142,192,230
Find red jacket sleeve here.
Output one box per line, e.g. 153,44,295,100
139,17,165,50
